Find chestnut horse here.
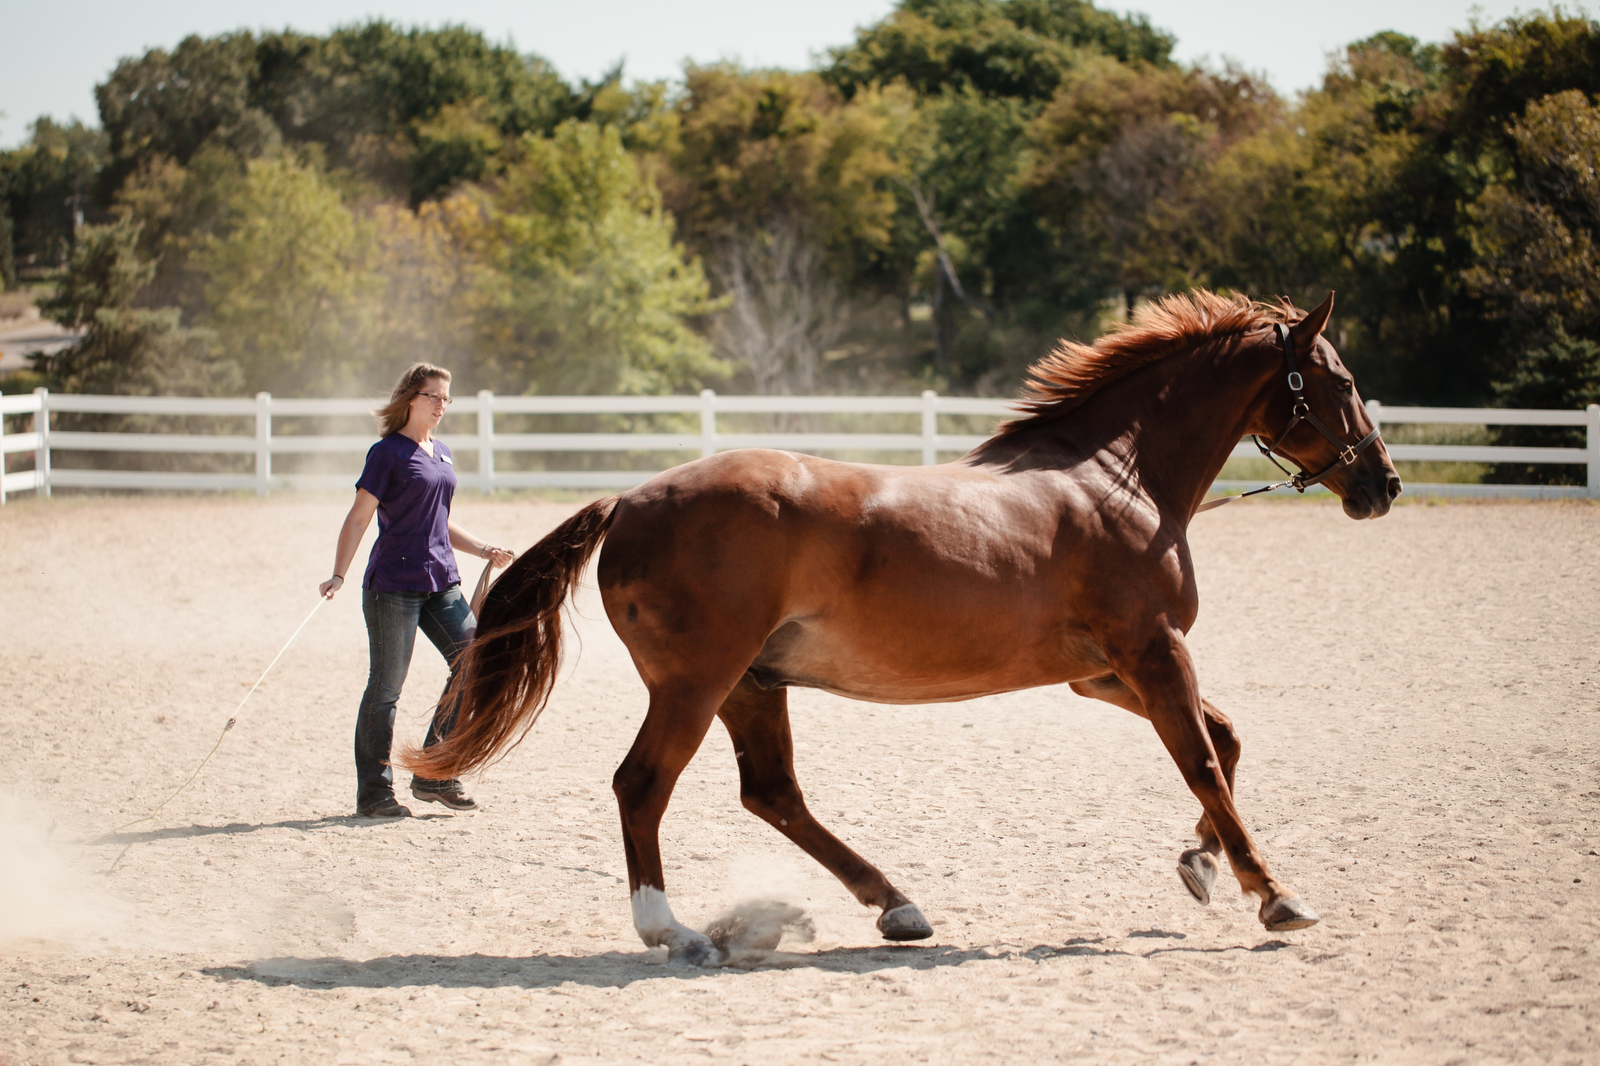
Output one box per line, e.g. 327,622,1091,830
406,290,1401,966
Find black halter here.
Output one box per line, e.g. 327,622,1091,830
1199,323,1384,513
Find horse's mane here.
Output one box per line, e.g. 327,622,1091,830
1000,290,1304,434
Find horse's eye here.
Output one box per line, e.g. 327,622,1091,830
1336,379,1355,395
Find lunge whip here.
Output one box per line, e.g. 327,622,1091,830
82,592,332,847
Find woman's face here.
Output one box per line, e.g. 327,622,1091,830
406,375,451,433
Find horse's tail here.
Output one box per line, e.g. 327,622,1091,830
400,495,620,780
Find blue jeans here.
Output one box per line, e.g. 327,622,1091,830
355,584,475,810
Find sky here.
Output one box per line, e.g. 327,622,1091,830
0,0,1551,147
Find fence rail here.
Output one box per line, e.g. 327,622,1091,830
2,388,1597,503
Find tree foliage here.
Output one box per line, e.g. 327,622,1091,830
1468,89,1600,340
0,118,108,275
33,218,226,395
3,3,1599,425
188,156,379,394
463,122,723,395
824,0,1173,101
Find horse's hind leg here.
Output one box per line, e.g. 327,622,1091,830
612,684,728,966
717,676,933,942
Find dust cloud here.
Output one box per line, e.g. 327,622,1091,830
703,899,816,966
0,795,127,948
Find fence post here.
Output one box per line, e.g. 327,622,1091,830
254,391,271,497
700,389,717,458
33,386,49,498
921,390,938,465
478,389,495,495
0,391,7,506
1366,398,1383,429
1588,403,1599,500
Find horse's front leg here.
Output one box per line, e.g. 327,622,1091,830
1068,677,1238,907
1183,698,1241,906
1107,628,1319,931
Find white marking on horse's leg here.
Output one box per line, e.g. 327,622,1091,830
630,886,726,967
630,886,700,947
630,885,680,947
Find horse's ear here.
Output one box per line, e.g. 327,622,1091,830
1291,291,1335,346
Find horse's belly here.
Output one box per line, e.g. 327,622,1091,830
745,617,1106,704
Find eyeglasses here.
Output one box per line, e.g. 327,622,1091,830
418,391,452,408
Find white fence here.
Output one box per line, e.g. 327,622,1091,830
2,387,1598,502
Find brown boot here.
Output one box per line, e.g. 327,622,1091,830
410,779,478,811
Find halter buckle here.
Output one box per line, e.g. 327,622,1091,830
1286,371,1304,391
1340,445,1358,465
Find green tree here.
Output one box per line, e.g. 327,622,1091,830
1025,56,1276,313
466,122,723,394
659,65,901,278
0,118,110,276
824,0,1172,102
1441,11,1600,158
1486,322,1600,484
95,33,277,196
1164,38,1424,389
253,22,585,202
1305,15,1600,404
811,0,1183,386
0,198,15,288
34,218,224,395
1462,88,1600,483
187,155,379,394
1468,89,1600,340
95,23,588,207
1151,18,1600,406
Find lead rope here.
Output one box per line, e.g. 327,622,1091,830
469,555,496,616
1196,475,1297,513
82,593,332,849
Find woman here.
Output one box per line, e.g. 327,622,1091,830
319,363,514,818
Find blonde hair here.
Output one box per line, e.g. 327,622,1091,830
374,362,452,437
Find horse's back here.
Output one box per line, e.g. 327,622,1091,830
603,449,1065,579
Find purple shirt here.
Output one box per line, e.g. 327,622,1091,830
356,434,461,592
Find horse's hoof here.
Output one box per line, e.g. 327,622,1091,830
667,936,728,968
1177,849,1219,906
1260,894,1320,932
877,902,933,941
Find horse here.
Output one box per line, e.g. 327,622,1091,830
404,289,1401,966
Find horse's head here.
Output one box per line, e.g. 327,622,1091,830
1254,293,1401,520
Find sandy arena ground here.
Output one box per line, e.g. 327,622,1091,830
0,491,1596,1065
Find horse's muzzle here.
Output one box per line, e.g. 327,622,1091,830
1342,472,1401,519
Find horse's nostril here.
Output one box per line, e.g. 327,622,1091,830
1387,476,1403,499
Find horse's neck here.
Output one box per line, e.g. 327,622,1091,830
1008,338,1276,517
1110,340,1278,514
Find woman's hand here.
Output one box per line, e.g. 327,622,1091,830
448,521,513,570
319,575,345,599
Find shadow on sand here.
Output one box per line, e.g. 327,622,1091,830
84,814,453,846
206,935,1295,991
